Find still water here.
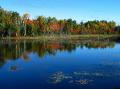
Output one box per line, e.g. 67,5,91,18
0,39,120,89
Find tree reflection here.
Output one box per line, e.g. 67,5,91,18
0,39,118,67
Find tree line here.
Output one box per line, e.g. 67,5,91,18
0,7,120,37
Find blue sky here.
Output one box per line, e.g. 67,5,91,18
0,0,120,23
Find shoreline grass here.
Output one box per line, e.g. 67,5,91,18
1,34,120,40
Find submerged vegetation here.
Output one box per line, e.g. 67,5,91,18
48,70,120,85
0,7,120,38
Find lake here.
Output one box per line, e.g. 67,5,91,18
0,38,120,89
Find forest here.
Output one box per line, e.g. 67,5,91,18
0,7,120,37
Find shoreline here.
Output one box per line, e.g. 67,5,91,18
1,35,120,40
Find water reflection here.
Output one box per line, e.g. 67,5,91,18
0,39,120,89
0,39,118,67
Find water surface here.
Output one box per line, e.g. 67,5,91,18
0,39,120,89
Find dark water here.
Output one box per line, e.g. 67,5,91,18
0,39,120,89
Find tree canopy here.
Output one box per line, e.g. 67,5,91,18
0,7,120,37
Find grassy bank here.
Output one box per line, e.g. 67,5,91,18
1,34,120,40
